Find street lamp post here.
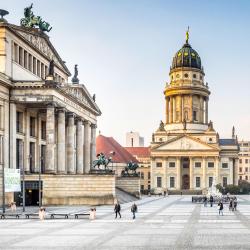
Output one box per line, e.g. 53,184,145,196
39,154,43,208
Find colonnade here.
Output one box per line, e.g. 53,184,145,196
46,105,97,174
165,95,208,124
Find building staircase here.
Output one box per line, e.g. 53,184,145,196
115,187,138,204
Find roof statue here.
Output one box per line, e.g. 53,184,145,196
186,26,189,44
48,60,54,76
158,120,165,131
20,4,52,32
72,64,79,84
0,9,9,23
92,94,96,102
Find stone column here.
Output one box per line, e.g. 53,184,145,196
24,109,30,173
45,105,56,173
166,97,169,124
202,157,206,189
233,158,239,185
180,95,183,122
35,112,41,173
90,123,97,166
9,102,16,169
57,109,66,174
76,117,83,174
169,97,173,123
67,113,75,174
176,157,181,190
84,120,91,173
190,95,193,122
215,156,219,184
199,96,203,123
189,157,193,189
205,98,208,124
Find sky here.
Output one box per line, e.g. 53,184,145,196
2,0,250,145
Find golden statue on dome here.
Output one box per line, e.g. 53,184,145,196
186,26,189,43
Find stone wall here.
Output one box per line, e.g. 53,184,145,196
29,174,115,206
116,177,140,197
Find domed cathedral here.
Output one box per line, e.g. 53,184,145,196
150,29,239,194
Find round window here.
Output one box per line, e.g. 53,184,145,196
184,73,188,78
176,74,180,78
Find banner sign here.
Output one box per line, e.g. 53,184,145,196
4,168,21,192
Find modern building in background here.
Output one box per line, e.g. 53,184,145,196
150,33,239,194
125,147,151,193
0,7,101,206
238,140,250,182
126,131,144,147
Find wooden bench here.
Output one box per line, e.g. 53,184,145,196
25,213,40,219
50,213,69,219
74,213,90,219
0,213,21,219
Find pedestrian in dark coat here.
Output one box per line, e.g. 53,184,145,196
210,195,214,207
218,202,224,216
114,202,121,219
131,203,138,219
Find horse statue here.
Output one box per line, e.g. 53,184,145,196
122,161,139,176
92,153,112,170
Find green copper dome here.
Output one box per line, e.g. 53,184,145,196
171,42,202,70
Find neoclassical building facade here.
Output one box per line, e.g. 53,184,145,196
151,34,239,194
0,11,104,205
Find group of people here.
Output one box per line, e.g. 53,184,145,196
114,202,138,219
203,195,238,216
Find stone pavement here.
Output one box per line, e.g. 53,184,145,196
1,195,250,249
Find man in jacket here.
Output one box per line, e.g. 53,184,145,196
114,202,121,219
131,203,138,219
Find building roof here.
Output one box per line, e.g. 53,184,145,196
96,135,138,163
219,139,238,146
124,147,150,158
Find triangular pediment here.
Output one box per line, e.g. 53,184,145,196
8,24,70,76
153,135,219,151
63,84,101,115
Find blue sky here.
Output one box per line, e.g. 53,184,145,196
3,0,250,145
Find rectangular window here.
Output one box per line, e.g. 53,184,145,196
239,176,242,180
28,54,32,71
245,159,248,164
193,110,197,121
246,176,248,180
239,159,242,164
37,60,41,77
222,163,228,168
169,162,175,168
209,177,213,187
240,167,242,172
41,121,46,140
245,167,248,172
24,50,28,68
195,162,201,168
140,185,144,191
156,162,162,168
16,111,23,133
141,172,144,179
14,43,18,62
30,117,36,137
29,142,35,173
41,145,46,173
16,139,23,169
208,162,214,168
223,177,227,187
19,47,23,65
170,177,175,188
157,177,162,188
148,185,151,191
196,177,201,188
148,172,151,179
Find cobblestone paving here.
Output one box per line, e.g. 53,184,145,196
1,195,250,249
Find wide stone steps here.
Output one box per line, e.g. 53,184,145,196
115,188,138,204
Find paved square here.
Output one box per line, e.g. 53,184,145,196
1,195,250,249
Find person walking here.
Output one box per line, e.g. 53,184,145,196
233,197,237,211
229,198,233,211
204,196,208,207
114,202,121,219
131,203,138,219
210,195,214,207
218,201,223,216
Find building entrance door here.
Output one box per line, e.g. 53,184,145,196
182,174,190,189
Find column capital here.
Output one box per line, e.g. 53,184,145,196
57,107,66,113
75,116,83,122
91,123,97,129
67,112,75,118
83,120,91,126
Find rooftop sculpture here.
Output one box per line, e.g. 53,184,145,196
20,4,52,32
